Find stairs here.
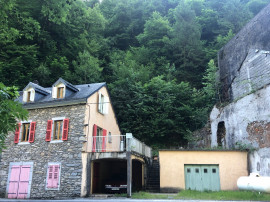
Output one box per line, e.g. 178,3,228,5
145,158,160,192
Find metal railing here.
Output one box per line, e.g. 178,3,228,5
91,135,126,152
131,136,152,158
89,134,152,158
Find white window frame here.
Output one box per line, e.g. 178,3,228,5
45,162,61,190
18,120,32,145
98,92,109,115
52,83,66,99
23,88,35,102
50,117,65,143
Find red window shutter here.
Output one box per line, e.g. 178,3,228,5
102,129,107,152
92,124,97,152
46,120,53,142
14,123,21,143
29,122,36,143
62,118,69,141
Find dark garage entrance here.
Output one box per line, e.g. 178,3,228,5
92,159,143,193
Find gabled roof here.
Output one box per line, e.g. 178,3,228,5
23,82,50,95
18,80,106,109
53,78,79,92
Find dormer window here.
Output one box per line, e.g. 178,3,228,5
22,82,50,103
27,91,31,102
52,84,65,99
23,88,35,102
57,87,64,99
52,78,79,99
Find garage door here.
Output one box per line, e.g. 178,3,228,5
184,165,220,191
7,165,31,199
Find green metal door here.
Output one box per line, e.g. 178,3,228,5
184,165,220,191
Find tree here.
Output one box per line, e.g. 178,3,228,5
0,83,28,152
168,1,206,87
137,12,172,57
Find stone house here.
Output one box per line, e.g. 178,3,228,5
210,3,270,176
0,78,151,199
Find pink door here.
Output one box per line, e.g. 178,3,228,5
8,165,31,199
7,166,20,199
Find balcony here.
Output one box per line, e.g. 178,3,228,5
90,134,152,158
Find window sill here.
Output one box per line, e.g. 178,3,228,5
98,111,106,115
18,142,30,145
46,187,60,190
50,140,63,144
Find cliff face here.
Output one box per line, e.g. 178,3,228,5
218,3,270,101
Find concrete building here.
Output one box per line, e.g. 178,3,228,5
210,3,270,176
159,150,248,192
0,78,151,199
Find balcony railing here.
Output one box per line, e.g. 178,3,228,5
90,134,152,158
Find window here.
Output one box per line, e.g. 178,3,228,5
212,168,216,173
45,118,69,142
92,124,107,152
195,168,199,173
204,169,208,173
57,87,64,99
27,91,31,102
23,89,35,102
21,123,30,142
14,122,36,144
96,127,103,151
98,92,109,114
46,163,61,190
53,120,63,140
187,168,191,173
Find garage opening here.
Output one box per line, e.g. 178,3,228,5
92,159,127,194
92,159,144,194
132,160,143,192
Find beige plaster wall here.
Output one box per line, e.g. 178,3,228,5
83,86,121,152
159,151,248,191
81,86,121,196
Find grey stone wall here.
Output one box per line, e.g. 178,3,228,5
231,49,270,100
218,3,270,101
0,104,86,199
210,85,270,176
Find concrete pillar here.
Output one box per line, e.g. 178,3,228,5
86,153,92,197
126,133,132,198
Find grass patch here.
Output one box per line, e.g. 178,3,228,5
131,190,270,201
177,190,270,201
132,192,175,199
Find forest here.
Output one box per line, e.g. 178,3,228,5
1,0,270,149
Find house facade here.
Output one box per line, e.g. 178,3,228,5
0,78,151,199
210,3,270,176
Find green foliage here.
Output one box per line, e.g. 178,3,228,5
0,83,28,152
1,0,269,149
234,141,256,152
